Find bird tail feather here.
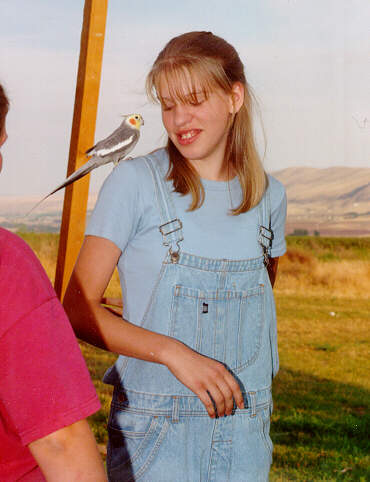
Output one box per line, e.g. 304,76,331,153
26,158,97,216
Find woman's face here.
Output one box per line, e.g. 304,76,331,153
159,74,242,180
0,120,7,174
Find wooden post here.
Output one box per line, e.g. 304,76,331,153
54,0,108,299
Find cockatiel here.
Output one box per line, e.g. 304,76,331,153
29,114,144,213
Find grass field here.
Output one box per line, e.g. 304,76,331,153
18,233,370,480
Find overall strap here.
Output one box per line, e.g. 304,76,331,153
144,155,184,263
257,184,273,266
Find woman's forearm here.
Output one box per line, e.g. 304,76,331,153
63,235,176,364
63,273,175,365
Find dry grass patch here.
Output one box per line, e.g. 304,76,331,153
17,232,59,281
276,248,370,299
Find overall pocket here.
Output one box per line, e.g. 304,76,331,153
107,407,169,481
169,284,264,373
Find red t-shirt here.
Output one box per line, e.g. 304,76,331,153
0,228,101,481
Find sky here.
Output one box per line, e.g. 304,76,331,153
0,0,369,197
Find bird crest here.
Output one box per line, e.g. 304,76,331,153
125,114,144,130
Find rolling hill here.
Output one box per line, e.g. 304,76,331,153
272,167,370,236
1,167,369,236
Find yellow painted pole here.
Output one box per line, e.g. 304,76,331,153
54,0,108,299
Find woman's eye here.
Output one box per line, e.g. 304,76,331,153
162,104,174,111
189,96,205,107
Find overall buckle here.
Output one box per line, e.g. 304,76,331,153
159,219,183,237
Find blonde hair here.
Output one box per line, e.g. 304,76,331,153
146,31,267,214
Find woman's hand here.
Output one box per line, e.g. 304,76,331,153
161,339,244,418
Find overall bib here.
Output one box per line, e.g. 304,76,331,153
104,155,278,481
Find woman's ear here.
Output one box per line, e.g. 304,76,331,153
229,82,244,114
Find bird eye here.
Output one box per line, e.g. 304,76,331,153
135,115,139,120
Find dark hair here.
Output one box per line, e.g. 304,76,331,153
146,31,266,214
0,83,9,133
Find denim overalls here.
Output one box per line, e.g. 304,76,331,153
105,155,278,481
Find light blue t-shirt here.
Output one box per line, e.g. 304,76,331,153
86,148,287,326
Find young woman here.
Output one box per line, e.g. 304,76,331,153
64,31,287,481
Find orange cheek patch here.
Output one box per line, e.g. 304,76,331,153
129,118,136,126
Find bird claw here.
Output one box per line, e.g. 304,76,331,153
113,156,132,168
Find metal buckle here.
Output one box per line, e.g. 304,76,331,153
259,225,274,244
259,226,273,267
169,248,180,264
159,219,183,237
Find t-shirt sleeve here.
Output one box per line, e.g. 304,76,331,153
0,299,100,446
268,176,287,258
0,232,100,446
86,159,142,251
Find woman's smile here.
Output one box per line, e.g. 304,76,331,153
176,129,202,145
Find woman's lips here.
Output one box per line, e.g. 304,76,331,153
176,129,201,145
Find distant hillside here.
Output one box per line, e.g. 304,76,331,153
1,167,369,236
272,167,370,236
0,193,97,232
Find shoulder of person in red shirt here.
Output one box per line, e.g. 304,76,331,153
0,227,101,481
0,227,59,335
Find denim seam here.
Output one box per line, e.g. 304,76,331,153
110,402,271,418
163,258,264,272
109,418,169,481
174,284,264,297
174,290,262,300
134,419,170,480
113,386,271,398
207,420,218,481
257,410,273,459
234,291,265,373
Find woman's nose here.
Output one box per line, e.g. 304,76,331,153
173,104,192,128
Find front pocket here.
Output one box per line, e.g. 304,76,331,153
170,284,264,373
107,409,169,481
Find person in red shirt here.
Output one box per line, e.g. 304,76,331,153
0,84,107,481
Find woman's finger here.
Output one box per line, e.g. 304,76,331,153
223,370,244,409
206,384,227,418
197,390,216,418
215,378,234,415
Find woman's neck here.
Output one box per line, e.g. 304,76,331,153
188,158,235,182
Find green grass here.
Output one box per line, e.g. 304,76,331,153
286,236,370,261
270,294,369,481
271,371,369,481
